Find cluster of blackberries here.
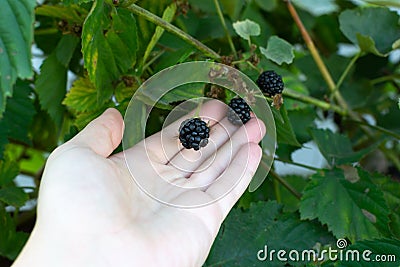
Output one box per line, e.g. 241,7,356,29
178,70,283,150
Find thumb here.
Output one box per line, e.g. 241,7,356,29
69,108,124,157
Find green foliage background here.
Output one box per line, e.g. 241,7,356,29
1,0,400,265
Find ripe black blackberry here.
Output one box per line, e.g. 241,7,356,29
256,70,284,96
227,97,251,125
179,118,210,151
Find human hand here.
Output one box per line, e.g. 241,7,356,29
13,100,265,267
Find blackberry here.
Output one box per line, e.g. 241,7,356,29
179,118,210,151
256,70,284,96
227,97,251,125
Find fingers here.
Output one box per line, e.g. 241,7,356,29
187,117,265,187
68,108,124,157
206,142,262,219
144,99,228,164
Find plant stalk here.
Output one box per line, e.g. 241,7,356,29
371,74,400,85
270,170,302,200
124,3,220,59
283,89,347,116
213,0,237,58
334,52,362,95
274,157,320,172
285,1,349,111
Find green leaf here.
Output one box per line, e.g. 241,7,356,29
63,78,114,130
364,0,400,8
299,167,390,242
63,0,93,4
0,208,29,260
0,127,8,160
205,201,334,266
19,148,46,175
272,104,301,147
260,36,295,65
288,107,315,143
0,187,29,207
55,35,81,67
232,19,260,41
372,173,400,238
82,1,138,102
220,0,245,20
310,128,377,166
357,33,385,56
35,35,79,126
337,238,400,266
143,3,176,64
339,7,400,56
0,80,35,158
63,77,100,112
35,4,87,24
35,53,68,126
292,0,338,16
30,109,58,152
5,81,35,143
254,0,277,12
153,47,194,73
0,0,35,115
114,77,138,104
157,83,205,109
0,159,19,186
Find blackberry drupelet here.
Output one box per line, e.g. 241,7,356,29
256,70,284,96
179,118,210,150
227,97,251,125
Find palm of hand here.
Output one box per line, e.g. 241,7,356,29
32,101,265,267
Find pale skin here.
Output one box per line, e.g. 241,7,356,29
12,100,266,267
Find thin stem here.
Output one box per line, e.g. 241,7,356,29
285,1,349,111
34,28,59,35
274,157,320,172
345,119,400,140
143,50,165,72
270,170,302,200
273,177,282,203
282,88,347,116
259,152,302,200
194,98,204,118
331,52,362,99
124,3,220,59
213,0,237,58
370,74,400,85
246,61,260,72
247,39,252,50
